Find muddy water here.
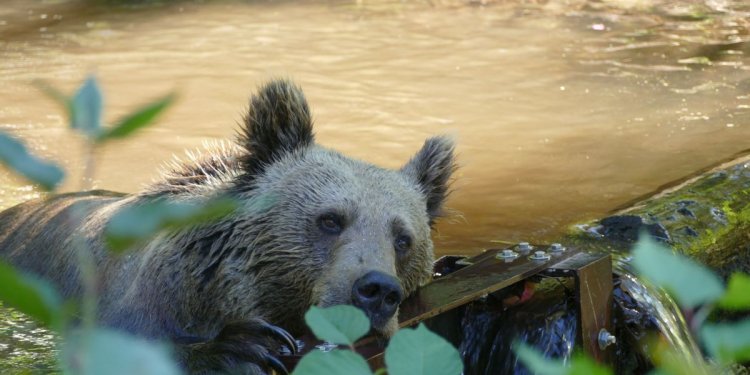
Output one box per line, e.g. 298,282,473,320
1,0,750,255
2,0,750,372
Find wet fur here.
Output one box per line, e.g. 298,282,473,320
0,80,455,374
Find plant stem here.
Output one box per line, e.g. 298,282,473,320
75,142,99,332
690,303,713,335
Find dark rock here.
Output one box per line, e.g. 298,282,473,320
710,207,727,223
648,223,671,242
679,226,699,237
677,207,696,219
599,215,671,243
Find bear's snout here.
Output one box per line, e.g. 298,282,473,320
351,271,404,329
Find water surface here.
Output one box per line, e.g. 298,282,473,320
2,0,750,254
1,0,749,372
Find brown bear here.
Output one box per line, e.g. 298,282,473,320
0,79,456,374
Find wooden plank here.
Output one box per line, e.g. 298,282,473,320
398,245,582,327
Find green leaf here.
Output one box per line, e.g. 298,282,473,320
104,197,237,253
304,305,370,346
652,346,713,375
0,261,62,329
701,319,750,364
513,342,567,375
385,324,463,375
98,93,175,142
569,353,613,375
62,328,182,375
0,132,64,191
292,349,371,375
71,75,103,138
631,235,724,308
717,273,750,310
514,343,611,375
33,80,73,114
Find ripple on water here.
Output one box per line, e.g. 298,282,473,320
0,304,58,373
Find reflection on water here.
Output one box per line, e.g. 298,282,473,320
0,303,57,373
1,0,749,372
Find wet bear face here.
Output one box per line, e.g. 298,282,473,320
235,80,455,336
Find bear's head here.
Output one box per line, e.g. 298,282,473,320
232,80,455,337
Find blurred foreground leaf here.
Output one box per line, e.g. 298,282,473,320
104,197,237,252
568,354,613,375
631,235,724,308
0,261,62,328
36,76,174,142
0,132,64,190
34,80,72,113
63,328,182,375
652,343,713,375
304,305,370,346
292,349,371,375
717,273,750,310
386,324,463,375
98,93,175,141
513,342,612,375
701,319,750,364
71,76,103,138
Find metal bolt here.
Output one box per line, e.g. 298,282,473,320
598,329,616,350
549,243,566,252
517,242,533,252
315,342,338,352
530,251,551,261
497,249,519,259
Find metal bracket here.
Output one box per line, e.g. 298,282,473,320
543,252,614,362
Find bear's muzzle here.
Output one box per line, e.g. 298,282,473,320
351,271,404,330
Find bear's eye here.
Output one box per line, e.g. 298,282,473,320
395,235,412,254
317,213,343,235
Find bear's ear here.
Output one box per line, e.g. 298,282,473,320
401,136,456,225
238,79,315,176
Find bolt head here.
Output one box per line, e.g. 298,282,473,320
316,342,339,352
517,242,533,251
497,249,519,260
530,250,550,261
549,243,565,252
598,329,616,350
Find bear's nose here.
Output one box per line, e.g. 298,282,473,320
351,271,404,327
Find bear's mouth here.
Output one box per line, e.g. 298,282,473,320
365,316,395,335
